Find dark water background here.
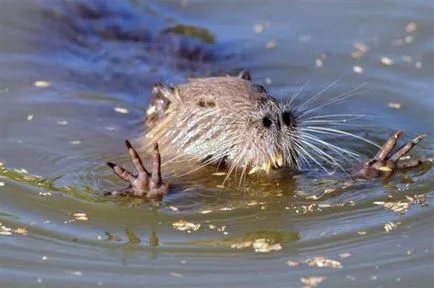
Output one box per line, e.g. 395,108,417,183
1,0,434,287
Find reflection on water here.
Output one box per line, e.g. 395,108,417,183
1,0,434,287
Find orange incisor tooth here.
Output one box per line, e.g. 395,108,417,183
262,161,271,174
275,152,283,167
248,166,261,175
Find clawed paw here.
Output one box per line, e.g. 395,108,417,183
105,140,168,201
354,130,432,179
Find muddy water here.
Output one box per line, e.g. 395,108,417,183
1,0,434,287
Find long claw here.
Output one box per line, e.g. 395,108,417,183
397,157,433,169
107,162,136,184
375,130,402,160
106,140,168,200
389,134,425,162
353,130,429,180
125,140,148,174
151,143,162,185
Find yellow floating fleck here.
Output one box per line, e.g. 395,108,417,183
34,81,51,88
114,107,129,114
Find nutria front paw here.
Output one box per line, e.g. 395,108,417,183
353,130,432,179
105,140,168,201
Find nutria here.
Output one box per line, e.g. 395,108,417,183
106,71,431,200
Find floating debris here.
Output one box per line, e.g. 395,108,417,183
231,238,282,253
384,221,401,232
57,120,68,125
72,212,88,221
305,188,338,200
406,22,417,33
295,203,320,214
300,276,327,288
169,206,179,212
305,257,343,269
352,42,369,58
0,182,4,187
315,58,323,68
71,271,83,276
353,65,364,74
216,225,228,235
0,223,26,236
33,81,51,88
374,201,410,213
219,207,234,211
354,42,369,53
373,194,427,214
265,77,272,85
252,238,282,253
69,140,82,145
114,107,129,114
0,224,12,235
266,40,277,49
339,252,352,259
14,228,28,236
404,36,413,44
388,102,401,109
357,231,367,236
170,272,184,278
200,210,212,214
254,24,264,33
231,240,254,249
172,220,201,233
27,114,34,121
287,260,301,267
381,57,394,66
38,191,52,196
14,168,28,174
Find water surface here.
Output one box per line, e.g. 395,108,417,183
1,0,434,287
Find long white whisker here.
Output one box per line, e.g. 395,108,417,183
288,79,310,107
298,131,360,160
299,82,367,118
298,77,342,110
301,126,381,148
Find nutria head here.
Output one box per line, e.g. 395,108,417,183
145,72,367,177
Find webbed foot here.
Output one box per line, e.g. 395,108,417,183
354,130,432,179
105,140,168,201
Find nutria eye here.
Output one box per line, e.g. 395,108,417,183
282,111,293,126
262,116,272,128
252,84,267,94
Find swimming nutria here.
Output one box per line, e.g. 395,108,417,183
106,71,431,200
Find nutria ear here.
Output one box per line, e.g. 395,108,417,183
152,83,174,100
146,83,173,127
238,70,251,81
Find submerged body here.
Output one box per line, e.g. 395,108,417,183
107,72,430,199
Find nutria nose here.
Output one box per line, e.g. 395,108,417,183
262,116,272,127
282,111,294,127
